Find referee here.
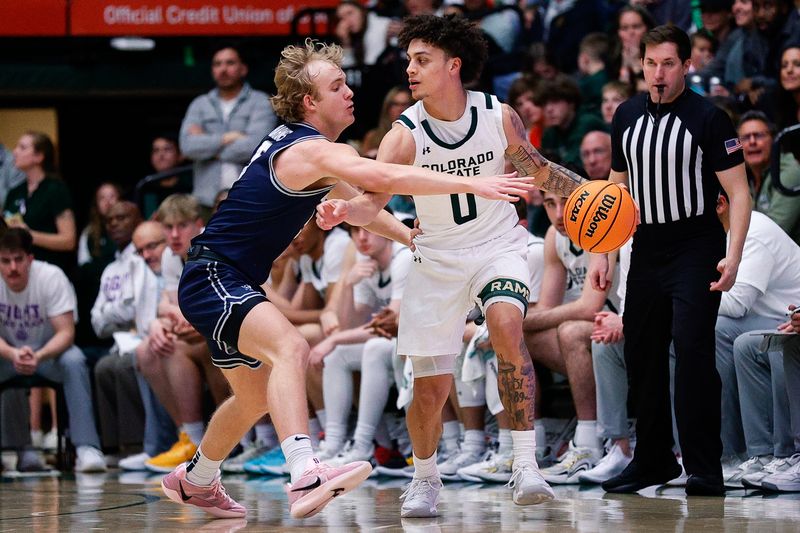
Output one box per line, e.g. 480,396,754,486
589,25,751,496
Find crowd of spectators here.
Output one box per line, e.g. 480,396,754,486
1,0,799,495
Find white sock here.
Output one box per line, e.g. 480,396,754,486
185,446,223,486
182,422,204,446
463,430,486,455
255,423,278,448
511,430,538,469
413,450,439,479
534,420,547,449
281,434,315,483
308,418,323,447
442,420,460,453
574,420,601,451
498,429,513,456
315,409,327,428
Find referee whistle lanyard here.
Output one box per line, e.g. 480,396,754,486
649,85,666,129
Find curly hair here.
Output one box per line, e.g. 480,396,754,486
398,14,487,84
271,39,344,123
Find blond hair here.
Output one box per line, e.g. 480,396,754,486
271,39,344,123
154,193,201,224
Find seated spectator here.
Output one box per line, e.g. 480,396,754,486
700,0,735,46
522,190,620,484
601,81,634,128
312,223,411,462
579,130,612,181
608,5,656,86
0,228,106,472
690,29,719,73
540,76,606,167
75,182,122,352
140,134,191,220
699,0,754,94
711,191,800,486
523,42,560,82
360,86,413,158
752,305,800,492
576,33,610,117
136,194,229,473
507,76,544,148
776,43,800,129
5,131,76,275
89,202,150,461
738,111,800,242
543,0,604,73
335,0,392,69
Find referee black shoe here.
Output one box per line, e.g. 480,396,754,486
602,460,682,493
685,474,725,496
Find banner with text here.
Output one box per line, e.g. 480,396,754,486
70,0,337,36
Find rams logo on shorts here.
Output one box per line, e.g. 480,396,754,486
478,277,530,312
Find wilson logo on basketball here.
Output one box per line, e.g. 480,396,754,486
584,194,617,238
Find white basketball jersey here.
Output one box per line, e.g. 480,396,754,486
397,90,518,249
554,231,621,311
555,232,588,304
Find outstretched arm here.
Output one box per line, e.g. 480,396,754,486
501,104,588,197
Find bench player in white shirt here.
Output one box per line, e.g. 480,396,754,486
317,15,589,516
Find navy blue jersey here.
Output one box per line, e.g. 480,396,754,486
193,123,333,285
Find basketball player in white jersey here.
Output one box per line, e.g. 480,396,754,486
317,15,588,516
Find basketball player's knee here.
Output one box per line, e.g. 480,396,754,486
487,312,522,346
557,320,590,347
274,334,310,368
412,381,449,414
135,343,158,376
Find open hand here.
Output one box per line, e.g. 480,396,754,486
472,172,538,201
316,199,349,230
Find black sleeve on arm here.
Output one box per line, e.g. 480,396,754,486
704,106,745,172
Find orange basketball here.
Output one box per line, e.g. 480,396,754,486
563,180,637,253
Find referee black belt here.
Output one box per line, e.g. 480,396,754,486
187,245,231,265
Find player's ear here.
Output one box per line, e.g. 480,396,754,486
449,56,461,74
303,93,316,111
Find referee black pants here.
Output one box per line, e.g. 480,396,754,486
623,231,725,479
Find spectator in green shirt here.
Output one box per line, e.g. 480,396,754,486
540,77,607,167
4,131,76,275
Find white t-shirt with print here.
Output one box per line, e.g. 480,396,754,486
353,243,412,312
0,260,76,350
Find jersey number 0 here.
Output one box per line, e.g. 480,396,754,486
450,193,477,224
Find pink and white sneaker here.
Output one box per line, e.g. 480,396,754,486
162,463,246,518
286,457,372,518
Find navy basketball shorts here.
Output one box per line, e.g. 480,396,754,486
178,256,267,370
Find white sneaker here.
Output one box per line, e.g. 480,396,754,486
42,430,58,451
762,454,800,492
328,442,375,467
742,455,798,489
724,455,773,488
508,463,554,505
222,439,272,473
400,476,443,518
316,440,345,462
540,441,601,484
457,451,513,483
578,443,632,484
375,464,415,478
438,449,484,481
119,452,151,471
75,446,107,473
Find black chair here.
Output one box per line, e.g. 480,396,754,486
0,375,72,470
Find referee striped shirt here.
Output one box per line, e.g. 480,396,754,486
611,88,744,229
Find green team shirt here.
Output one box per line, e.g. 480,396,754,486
4,176,74,272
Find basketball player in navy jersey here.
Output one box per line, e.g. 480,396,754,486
160,40,539,520
317,15,590,516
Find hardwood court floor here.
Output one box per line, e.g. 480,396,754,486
2,471,799,532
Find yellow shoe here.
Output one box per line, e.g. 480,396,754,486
145,432,198,473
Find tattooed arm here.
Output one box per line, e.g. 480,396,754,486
501,103,588,197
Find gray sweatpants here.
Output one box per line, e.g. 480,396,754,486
783,337,800,451
715,314,784,457
733,332,793,457
0,345,100,449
